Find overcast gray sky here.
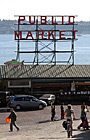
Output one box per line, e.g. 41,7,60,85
0,0,89,21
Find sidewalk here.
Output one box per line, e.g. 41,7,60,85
0,118,90,140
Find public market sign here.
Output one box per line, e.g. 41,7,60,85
15,15,77,40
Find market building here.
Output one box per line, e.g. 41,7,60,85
0,65,90,103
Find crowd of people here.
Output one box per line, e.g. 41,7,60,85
51,102,89,133
7,103,89,133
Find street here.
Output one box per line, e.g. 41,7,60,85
0,105,90,140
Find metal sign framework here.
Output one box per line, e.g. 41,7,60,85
15,15,77,65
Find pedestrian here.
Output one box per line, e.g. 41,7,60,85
51,105,55,121
8,108,19,132
78,106,89,130
81,102,85,110
85,105,89,113
61,103,64,119
64,104,75,136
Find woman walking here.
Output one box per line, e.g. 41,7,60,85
78,106,89,130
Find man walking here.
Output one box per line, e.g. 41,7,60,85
8,108,19,132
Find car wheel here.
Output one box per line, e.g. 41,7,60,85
16,105,21,110
38,104,44,110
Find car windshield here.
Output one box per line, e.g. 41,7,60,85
33,97,38,101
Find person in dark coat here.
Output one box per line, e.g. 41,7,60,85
61,103,64,119
51,105,55,121
8,108,19,132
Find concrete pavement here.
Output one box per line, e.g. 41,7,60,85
0,105,90,140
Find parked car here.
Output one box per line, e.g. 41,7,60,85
48,94,55,105
0,91,10,107
39,94,55,105
7,95,47,110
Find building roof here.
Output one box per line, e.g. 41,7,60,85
0,65,90,79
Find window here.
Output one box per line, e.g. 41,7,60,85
24,97,30,101
8,81,31,88
14,97,24,101
32,97,37,101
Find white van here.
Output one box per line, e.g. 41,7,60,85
48,95,55,105
39,94,55,105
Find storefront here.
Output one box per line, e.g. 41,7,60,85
0,65,90,103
